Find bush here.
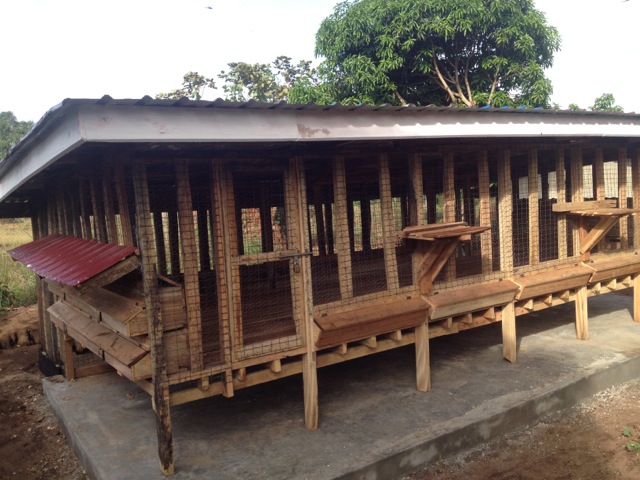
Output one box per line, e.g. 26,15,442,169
0,219,36,309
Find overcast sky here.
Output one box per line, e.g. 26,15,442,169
1,0,639,122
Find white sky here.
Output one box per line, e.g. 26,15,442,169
1,0,639,122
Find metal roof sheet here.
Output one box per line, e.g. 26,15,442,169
8,234,138,286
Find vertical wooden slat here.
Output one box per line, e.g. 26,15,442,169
175,159,204,373
78,175,92,239
528,149,539,265
633,150,640,249
152,212,168,276
291,157,318,430
115,159,135,246
132,161,174,476
379,153,400,291
167,211,181,276
570,147,584,255
224,168,244,353
443,151,456,280
333,156,353,300
595,148,605,201
618,147,629,249
212,161,234,396
556,148,568,260
89,172,108,243
102,165,119,244
312,185,327,255
478,151,493,274
498,150,514,273
410,154,425,286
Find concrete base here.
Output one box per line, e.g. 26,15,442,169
44,294,640,480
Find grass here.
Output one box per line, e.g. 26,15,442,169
0,219,36,309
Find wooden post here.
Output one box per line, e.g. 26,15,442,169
115,159,135,246
556,148,568,260
89,171,108,243
575,285,588,340
379,153,400,291
167,211,181,276
443,152,456,279
313,185,327,255
528,149,539,265
570,147,584,256
410,154,425,285
102,165,119,244
634,274,640,323
619,148,629,249
502,302,517,363
633,150,640,249
478,152,493,274
595,148,605,201
333,156,353,300
415,321,430,392
132,161,174,476
498,150,514,273
175,159,204,373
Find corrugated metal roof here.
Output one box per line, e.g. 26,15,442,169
8,234,138,286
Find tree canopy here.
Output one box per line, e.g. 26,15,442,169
315,0,561,107
0,112,33,160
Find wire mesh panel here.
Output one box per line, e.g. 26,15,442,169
538,150,560,262
227,161,302,360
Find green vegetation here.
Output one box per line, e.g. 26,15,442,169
0,219,36,309
0,111,33,160
622,426,640,453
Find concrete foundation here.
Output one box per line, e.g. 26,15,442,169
43,294,640,480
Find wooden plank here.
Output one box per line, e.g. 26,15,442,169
478,151,493,274
579,215,620,254
89,171,108,243
333,156,353,299
410,154,425,286
528,150,539,265
588,255,640,284
551,200,618,213
498,150,513,272
379,154,400,290
132,161,174,475
315,297,429,348
619,148,629,249
114,159,135,246
426,280,519,320
634,274,640,323
102,165,119,244
443,151,456,280
48,301,148,367
556,148,568,260
633,150,640,249
77,255,140,292
570,147,584,254
175,159,204,372
502,302,516,363
595,148,605,201
513,265,594,300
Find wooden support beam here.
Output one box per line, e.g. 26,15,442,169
175,160,204,373
379,153,400,291
528,150,539,265
619,147,629,249
333,156,353,300
415,322,430,392
575,285,588,340
633,150,640,248
443,151,456,280
102,165,119,244
359,336,377,349
63,334,76,381
115,159,135,246
498,150,513,272
634,274,640,323
570,147,584,255
478,151,493,274
132,161,174,476
556,148,568,260
595,148,605,201
502,302,517,363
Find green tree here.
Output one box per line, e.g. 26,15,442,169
315,0,561,107
590,93,623,112
218,56,321,103
156,71,216,100
0,112,33,160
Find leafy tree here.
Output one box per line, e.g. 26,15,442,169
590,93,623,112
218,56,322,103
315,0,561,107
0,112,33,159
156,72,216,100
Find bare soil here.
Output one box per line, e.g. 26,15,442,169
1,305,639,480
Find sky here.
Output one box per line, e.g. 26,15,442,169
1,0,639,123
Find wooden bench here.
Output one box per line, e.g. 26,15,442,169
587,255,640,285
513,265,593,301
314,296,430,349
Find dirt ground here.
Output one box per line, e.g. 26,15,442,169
1,305,639,480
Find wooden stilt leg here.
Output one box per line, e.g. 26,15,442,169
575,285,589,340
415,322,431,392
63,334,76,381
634,274,640,323
502,302,517,363
302,352,318,430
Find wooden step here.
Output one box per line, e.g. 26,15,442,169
425,280,519,321
315,297,430,349
513,265,593,300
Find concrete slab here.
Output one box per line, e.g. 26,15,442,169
43,294,640,480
